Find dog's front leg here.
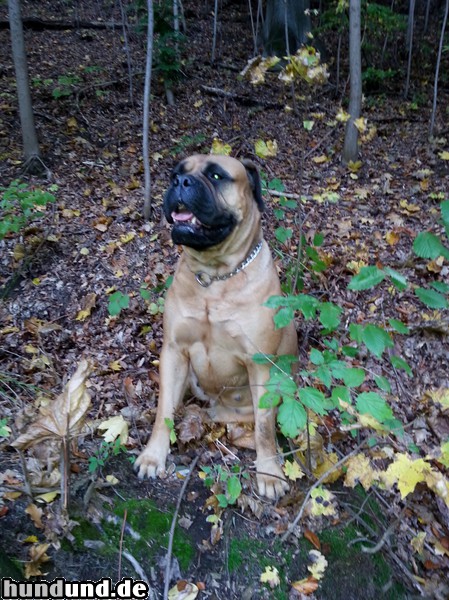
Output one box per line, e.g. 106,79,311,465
135,343,189,479
248,363,289,500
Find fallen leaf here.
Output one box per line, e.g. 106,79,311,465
76,293,97,321
283,459,304,481
12,360,92,449
25,543,51,578
307,550,328,579
168,581,199,600
304,529,321,550
25,504,43,529
291,577,319,595
97,415,129,444
260,566,280,588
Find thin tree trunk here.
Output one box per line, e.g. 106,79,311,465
118,0,134,104
429,0,449,136
143,0,154,220
211,0,219,63
404,0,415,98
8,0,41,167
342,0,362,164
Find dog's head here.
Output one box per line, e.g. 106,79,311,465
163,155,264,250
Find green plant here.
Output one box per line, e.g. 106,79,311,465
88,439,129,474
349,200,449,309
0,181,57,240
0,418,11,439
201,464,248,508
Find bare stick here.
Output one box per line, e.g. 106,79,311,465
281,441,366,542
163,455,199,600
118,508,128,580
143,0,154,220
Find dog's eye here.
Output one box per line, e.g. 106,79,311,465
211,172,222,181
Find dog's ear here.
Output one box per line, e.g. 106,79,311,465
241,159,264,212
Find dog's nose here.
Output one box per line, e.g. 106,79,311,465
174,174,193,188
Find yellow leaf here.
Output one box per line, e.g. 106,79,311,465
354,117,367,132
399,199,420,213
426,387,449,410
67,117,77,129
260,566,280,588
25,543,51,578
12,360,92,449
80,247,89,255
385,231,400,246
255,139,278,158
410,532,426,555
312,154,328,164
283,459,304,481
348,160,362,172
344,454,378,490
335,108,350,122
35,491,59,503
291,577,319,595
106,475,119,485
211,138,232,156
438,150,449,160
97,415,129,444
32,278,41,285
194,99,203,108
13,244,26,260
109,360,122,371
308,487,336,516
120,231,136,244
382,454,428,498
76,293,97,322
23,535,39,543
313,452,342,483
307,550,328,580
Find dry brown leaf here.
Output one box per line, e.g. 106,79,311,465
178,406,205,444
24,543,51,578
25,503,43,529
291,577,319,595
12,360,92,450
226,423,255,449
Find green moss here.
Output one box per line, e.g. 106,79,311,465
68,498,195,572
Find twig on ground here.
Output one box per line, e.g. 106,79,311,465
281,441,366,543
163,455,200,600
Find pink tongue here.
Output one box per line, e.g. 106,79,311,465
172,211,194,222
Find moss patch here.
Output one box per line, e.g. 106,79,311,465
69,498,195,572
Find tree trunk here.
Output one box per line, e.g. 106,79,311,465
429,0,449,136
342,0,362,164
143,0,154,220
262,0,311,56
8,0,41,166
404,0,415,98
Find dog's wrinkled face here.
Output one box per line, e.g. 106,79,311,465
163,155,264,250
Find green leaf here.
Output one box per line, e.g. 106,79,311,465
295,295,320,319
389,318,410,334
348,266,386,291
108,291,130,316
330,385,351,409
356,392,393,423
275,226,293,244
413,232,446,259
259,391,282,408
349,323,364,344
226,476,242,504
313,233,324,246
265,372,297,397
139,287,151,301
216,494,229,508
252,353,274,364
274,306,295,329
374,375,392,393
341,367,365,387
342,345,359,358
415,287,448,309
319,302,342,331
431,281,449,293
310,348,324,365
277,399,307,437
361,324,393,358
383,267,408,291
299,387,327,415
315,365,332,388
390,355,412,376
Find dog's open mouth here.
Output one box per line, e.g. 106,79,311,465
171,204,210,231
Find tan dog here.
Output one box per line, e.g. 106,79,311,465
135,155,297,499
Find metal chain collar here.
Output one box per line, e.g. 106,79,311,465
195,241,263,288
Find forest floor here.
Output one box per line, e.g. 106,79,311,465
1,1,449,598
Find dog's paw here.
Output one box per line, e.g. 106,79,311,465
134,449,167,479
256,461,289,500
257,473,289,500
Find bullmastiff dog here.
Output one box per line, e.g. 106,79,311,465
135,154,297,499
